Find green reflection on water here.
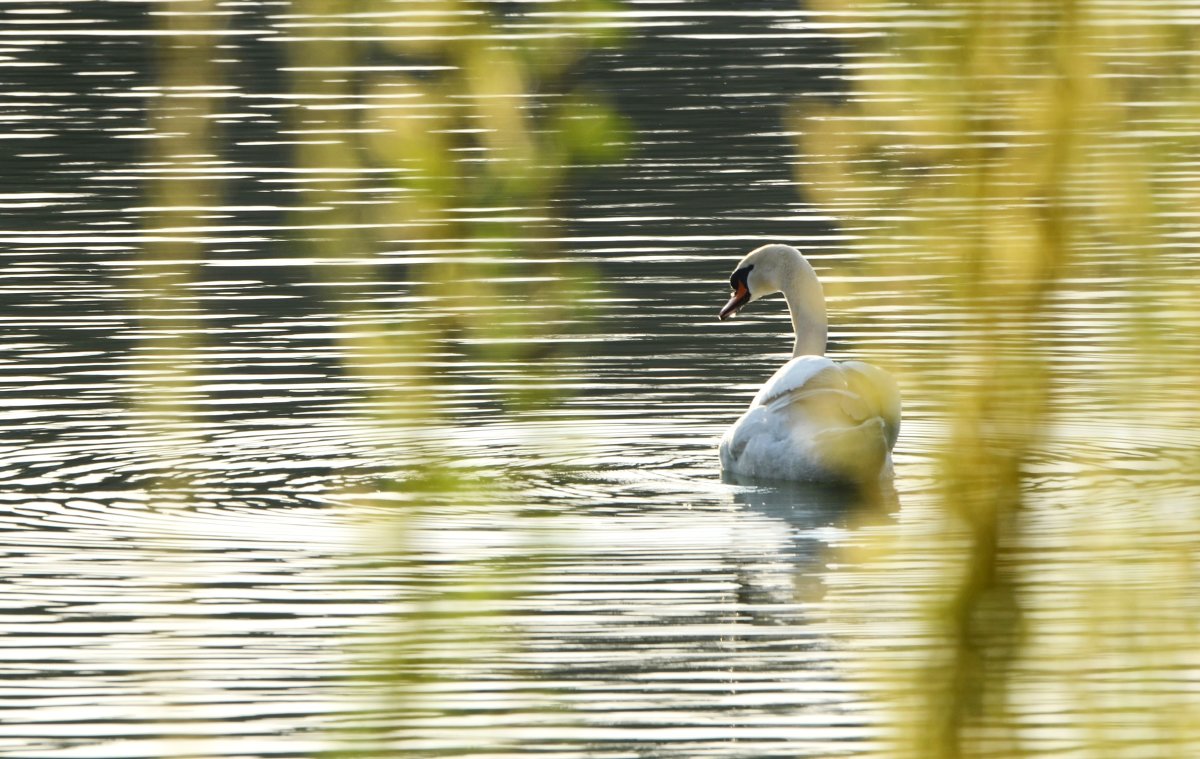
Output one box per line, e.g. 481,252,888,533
801,1,1200,756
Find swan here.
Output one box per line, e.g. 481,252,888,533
717,243,900,484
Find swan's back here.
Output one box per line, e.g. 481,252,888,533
719,356,900,484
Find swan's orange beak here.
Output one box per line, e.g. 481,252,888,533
718,281,750,321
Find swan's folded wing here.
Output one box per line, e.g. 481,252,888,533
841,360,901,450
763,386,888,481
721,397,824,479
751,356,841,408
765,387,871,432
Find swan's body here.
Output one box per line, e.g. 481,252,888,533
717,244,900,484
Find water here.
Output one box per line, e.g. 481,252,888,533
3,2,1200,758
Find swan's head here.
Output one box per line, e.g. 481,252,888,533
718,243,804,321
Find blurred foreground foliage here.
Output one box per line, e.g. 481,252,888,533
137,0,229,482
281,3,628,751
142,2,626,755
141,0,626,468
286,0,627,428
799,1,1200,756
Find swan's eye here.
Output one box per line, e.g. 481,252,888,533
729,265,753,294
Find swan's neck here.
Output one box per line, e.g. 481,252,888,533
780,259,828,358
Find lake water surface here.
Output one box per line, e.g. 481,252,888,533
3,2,1199,758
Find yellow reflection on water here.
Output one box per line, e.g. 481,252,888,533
801,1,1200,756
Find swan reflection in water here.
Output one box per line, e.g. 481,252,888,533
718,244,901,486
719,469,900,615
723,469,899,529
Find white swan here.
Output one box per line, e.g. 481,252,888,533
717,244,900,484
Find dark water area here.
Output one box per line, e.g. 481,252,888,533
2,2,1199,758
